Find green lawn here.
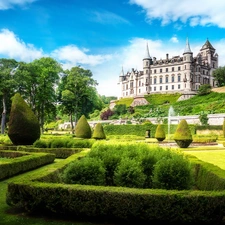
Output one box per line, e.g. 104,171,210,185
184,149,225,170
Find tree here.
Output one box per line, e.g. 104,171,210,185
15,58,62,133
92,123,106,139
197,84,212,96
58,66,100,131
212,66,225,87
0,58,18,134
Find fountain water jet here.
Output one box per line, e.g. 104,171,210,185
168,106,175,142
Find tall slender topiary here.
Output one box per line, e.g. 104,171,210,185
92,123,106,140
75,115,92,138
173,119,192,148
155,124,165,142
223,118,225,138
8,93,40,145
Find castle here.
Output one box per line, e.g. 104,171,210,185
118,39,218,100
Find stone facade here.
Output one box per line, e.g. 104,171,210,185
118,39,218,99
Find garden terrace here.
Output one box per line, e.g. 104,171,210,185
6,144,225,224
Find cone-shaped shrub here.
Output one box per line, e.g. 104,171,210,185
223,119,225,138
75,115,92,138
173,119,192,148
8,93,40,145
155,124,165,141
92,123,106,139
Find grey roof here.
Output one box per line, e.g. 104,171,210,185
144,42,151,59
184,37,192,53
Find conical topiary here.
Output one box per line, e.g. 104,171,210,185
173,119,192,148
8,93,40,145
155,124,165,142
92,123,106,140
223,118,225,138
75,115,92,138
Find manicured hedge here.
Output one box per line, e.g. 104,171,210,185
0,151,55,180
6,149,225,224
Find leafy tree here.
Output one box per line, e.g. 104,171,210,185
197,84,212,96
58,66,101,130
0,58,18,134
155,124,166,141
113,104,127,116
212,66,225,87
32,57,62,133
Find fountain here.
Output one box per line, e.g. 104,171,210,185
168,106,175,143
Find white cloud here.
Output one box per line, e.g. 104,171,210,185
0,0,36,10
170,36,179,43
129,0,225,28
51,45,113,68
88,10,131,25
0,29,43,61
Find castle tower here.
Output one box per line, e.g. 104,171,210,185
183,37,193,91
142,42,152,94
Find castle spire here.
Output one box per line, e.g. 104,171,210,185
144,42,151,59
184,37,192,53
120,66,124,76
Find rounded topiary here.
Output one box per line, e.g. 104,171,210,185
155,124,166,142
8,93,40,145
75,115,92,138
173,119,192,148
92,123,106,139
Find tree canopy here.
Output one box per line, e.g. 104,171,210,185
212,66,225,87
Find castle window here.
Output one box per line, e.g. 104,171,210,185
160,77,162,83
146,61,149,66
213,63,215,68
178,84,180,89
160,69,162,73
139,81,141,86
130,82,133,88
166,68,168,72
166,85,168,90
160,86,162,90
172,76,174,82
146,69,148,74
126,84,128,90
154,87,156,91
172,85,174,90
185,65,186,69
154,77,157,84
166,76,169,83
172,67,174,72
178,75,181,82
139,89,141,93
184,56,186,61
178,66,180,71
154,69,156,73
203,70,205,75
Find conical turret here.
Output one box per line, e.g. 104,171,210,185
184,37,192,54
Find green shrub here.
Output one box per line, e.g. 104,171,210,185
50,138,70,148
114,158,146,188
155,124,166,141
66,138,95,148
8,93,40,145
75,115,92,138
61,157,106,185
152,154,193,190
92,123,106,139
173,119,193,148
33,139,48,148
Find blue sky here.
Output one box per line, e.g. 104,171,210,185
1,0,225,96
